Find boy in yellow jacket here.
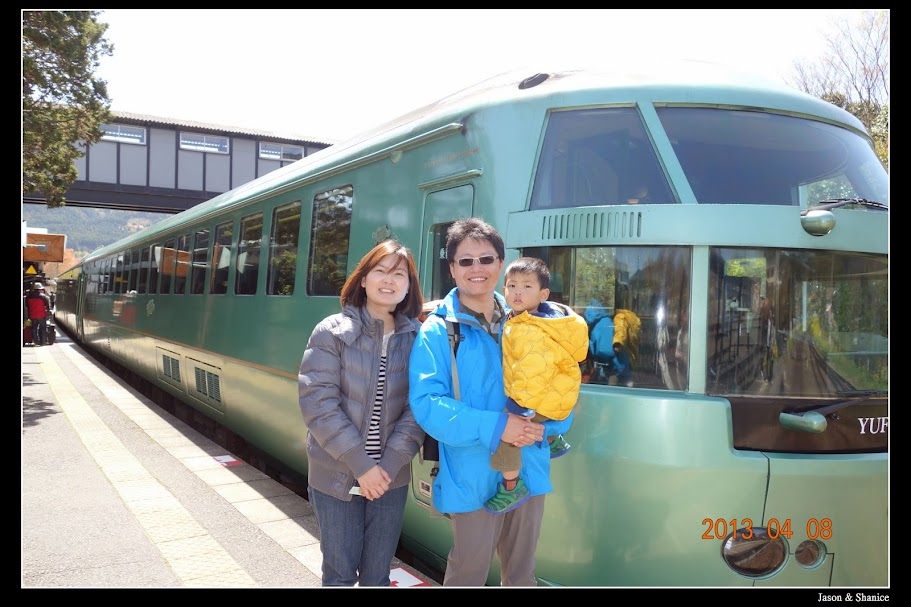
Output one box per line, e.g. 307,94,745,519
485,257,589,514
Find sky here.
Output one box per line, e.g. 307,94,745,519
94,9,860,143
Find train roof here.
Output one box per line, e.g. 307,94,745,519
80,61,869,264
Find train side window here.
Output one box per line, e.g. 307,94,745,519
307,186,353,296
138,246,151,294
103,257,113,294
147,244,159,295
236,212,263,295
159,239,176,294
114,252,126,294
210,221,233,295
173,234,191,295
128,248,141,292
190,228,210,295
267,201,301,296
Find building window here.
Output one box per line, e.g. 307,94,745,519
100,123,147,145
259,142,304,162
180,132,230,154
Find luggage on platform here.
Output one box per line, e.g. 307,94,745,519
47,323,56,345
24,325,33,345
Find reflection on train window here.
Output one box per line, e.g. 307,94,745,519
113,252,125,294
210,221,233,295
173,234,191,295
148,245,160,295
308,186,352,296
524,245,690,391
159,238,176,294
128,248,141,292
707,248,888,397
235,213,263,295
190,228,210,295
139,246,152,294
267,201,301,296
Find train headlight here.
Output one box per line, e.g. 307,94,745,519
721,527,789,579
795,539,827,569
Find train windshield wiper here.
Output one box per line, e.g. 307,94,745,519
800,198,889,216
778,390,887,434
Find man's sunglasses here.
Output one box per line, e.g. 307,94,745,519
454,255,498,267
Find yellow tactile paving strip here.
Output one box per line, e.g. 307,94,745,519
35,344,258,587
33,342,436,587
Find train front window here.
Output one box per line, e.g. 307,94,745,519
707,248,888,397
524,245,690,391
657,107,889,206
529,107,676,210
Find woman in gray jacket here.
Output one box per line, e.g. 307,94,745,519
298,240,425,586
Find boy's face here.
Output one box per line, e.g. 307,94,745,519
504,271,550,313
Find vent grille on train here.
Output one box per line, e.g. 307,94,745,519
162,354,181,382
194,367,222,403
538,210,642,240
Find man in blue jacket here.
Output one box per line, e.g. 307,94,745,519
409,218,573,586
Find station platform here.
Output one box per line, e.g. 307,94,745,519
21,332,439,589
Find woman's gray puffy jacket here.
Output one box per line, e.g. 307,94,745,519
298,304,424,501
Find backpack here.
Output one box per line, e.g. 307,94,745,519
584,301,618,366
583,300,634,383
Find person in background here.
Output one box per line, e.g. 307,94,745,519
298,240,425,587
409,218,568,586
25,283,52,346
485,256,588,514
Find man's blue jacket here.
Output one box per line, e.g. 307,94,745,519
408,288,573,515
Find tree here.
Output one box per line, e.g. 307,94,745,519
790,10,890,170
22,10,113,208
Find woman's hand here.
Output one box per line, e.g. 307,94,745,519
356,465,392,500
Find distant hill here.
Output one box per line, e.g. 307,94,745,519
22,205,171,257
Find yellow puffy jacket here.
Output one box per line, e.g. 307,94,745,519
502,303,590,420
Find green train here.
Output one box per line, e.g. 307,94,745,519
55,63,889,587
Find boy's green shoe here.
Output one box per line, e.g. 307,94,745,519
484,478,530,514
550,435,571,459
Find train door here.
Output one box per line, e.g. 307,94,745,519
411,184,474,510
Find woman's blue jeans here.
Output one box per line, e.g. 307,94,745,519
308,484,408,586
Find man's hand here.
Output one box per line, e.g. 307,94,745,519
501,413,544,447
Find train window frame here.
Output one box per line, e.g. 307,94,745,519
159,238,176,295
100,123,147,145
147,243,160,295
128,248,141,292
173,234,191,295
210,222,233,295
138,246,151,294
190,228,211,295
307,185,353,297
266,201,301,296
235,212,263,296
259,143,304,162
179,132,229,154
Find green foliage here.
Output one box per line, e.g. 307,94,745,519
789,10,889,171
22,10,114,208
22,205,169,256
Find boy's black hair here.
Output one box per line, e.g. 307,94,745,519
505,256,550,289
